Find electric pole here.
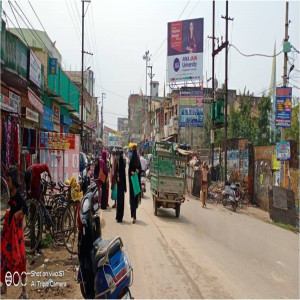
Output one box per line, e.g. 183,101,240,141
101,92,106,140
81,0,84,149
281,1,289,141
81,0,92,150
148,65,155,143
143,50,151,95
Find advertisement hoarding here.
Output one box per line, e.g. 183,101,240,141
28,88,44,114
275,87,292,127
179,90,204,127
167,18,204,83
276,141,290,161
53,103,60,124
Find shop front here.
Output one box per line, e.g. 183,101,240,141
0,90,21,170
21,88,44,172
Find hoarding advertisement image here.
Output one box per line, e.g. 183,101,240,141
179,90,204,127
167,18,204,83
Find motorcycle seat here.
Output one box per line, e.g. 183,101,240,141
95,238,121,264
230,185,238,190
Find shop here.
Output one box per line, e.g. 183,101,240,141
1,90,21,170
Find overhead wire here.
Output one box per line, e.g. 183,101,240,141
229,43,283,58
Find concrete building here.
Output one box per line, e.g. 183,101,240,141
117,117,128,132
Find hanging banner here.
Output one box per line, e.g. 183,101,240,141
276,141,290,161
0,94,19,113
179,90,204,127
167,18,204,83
40,132,76,150
9,91,21,114
43,106,54,131
48,57,58,75
275,87,292,128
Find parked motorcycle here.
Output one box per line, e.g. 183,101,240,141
222,181,241,212
77,182,133,299
141,170,146,198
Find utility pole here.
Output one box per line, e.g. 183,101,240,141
101,92,106,140
148,65,155,143
281,1,289,141
221,0,233,183
81,0,84,149
143,50,151,95
81,0,92,150
211,1,216,167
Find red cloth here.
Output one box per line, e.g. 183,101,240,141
30,164,51,200
1,211,27,283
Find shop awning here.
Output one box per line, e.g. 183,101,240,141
161,134,176,142
177,149,192,156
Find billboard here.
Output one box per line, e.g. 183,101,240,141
167,18,204,83
29,50,42,88
179,90,204,127
275,87,292,127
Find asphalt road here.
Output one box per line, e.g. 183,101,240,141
102,182,299,299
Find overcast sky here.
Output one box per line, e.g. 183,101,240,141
2,0,299,130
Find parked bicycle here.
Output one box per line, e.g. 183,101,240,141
24,176,80,255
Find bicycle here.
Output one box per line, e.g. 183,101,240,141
24,178,71,254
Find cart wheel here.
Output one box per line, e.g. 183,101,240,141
153,196,158,216
175,205,180,218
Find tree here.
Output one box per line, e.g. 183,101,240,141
255,95,272,146
285,104,299,144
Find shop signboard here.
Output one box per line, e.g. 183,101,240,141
22,107,39,123
43,106,54,131
275,87,292,128
167,18,204,83
276,141,290,161
0,94,19,113
60,115,72,127
53,103,60,124
40,132,76,150
28,88,43,114
48,57,58,75
29,50,42,88
9,91,21,113
179,90,203,127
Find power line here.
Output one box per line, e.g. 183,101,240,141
65,0,81,43
27,0,46,32
291,45,300,54
230,43,283,58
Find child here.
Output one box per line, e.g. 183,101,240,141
1,166,28,299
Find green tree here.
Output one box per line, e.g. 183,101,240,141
285,104,299,144
255,95,272,146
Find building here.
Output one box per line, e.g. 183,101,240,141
117,118,128,132
128,94,142,143
150,81,159,97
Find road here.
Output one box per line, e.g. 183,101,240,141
102,182,299,299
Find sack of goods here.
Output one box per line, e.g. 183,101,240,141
65,176,83,201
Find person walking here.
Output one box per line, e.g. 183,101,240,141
100,150,108,210
1,166,28,299
201,161,208,208
128,146,141,224
110,149,118,208
116,151,127,223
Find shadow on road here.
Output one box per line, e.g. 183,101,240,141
154,209,191,225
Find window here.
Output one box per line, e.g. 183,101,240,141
156,92,158,97
165,112,168,125
175,105,178,115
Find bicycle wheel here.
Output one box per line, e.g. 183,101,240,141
1,176,10,230
62,201,79,255
24,199,43,255
50,200,68,245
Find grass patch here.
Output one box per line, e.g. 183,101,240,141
274,222,299,233
41,233,54,248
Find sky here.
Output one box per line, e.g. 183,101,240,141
2,0,300,130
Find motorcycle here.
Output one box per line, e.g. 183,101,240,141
222,181,241,212
77,182,133,299
141,170,146,198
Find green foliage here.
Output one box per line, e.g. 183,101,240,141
41,233,53,248
256,95,272,146
285,104,299,144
